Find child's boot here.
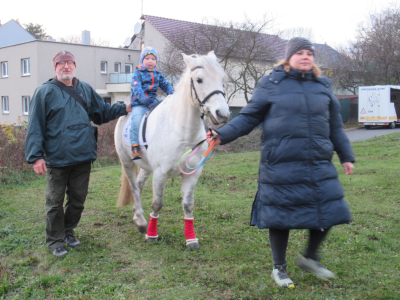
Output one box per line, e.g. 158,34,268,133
131,144,141,160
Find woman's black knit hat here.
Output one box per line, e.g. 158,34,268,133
285,37,315,61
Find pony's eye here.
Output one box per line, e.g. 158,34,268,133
197,78,203,84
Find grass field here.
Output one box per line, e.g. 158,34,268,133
1,133,399,299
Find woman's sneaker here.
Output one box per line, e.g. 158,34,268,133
297,255,336,280
271,264,295,289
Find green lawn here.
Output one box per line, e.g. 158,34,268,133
1,133,399,299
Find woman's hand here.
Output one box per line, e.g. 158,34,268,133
342,162,354,175
206,130,221,145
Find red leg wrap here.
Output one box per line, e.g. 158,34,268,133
184,218,196,240
147,215,158,237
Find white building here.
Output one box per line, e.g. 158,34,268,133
0,20,140,124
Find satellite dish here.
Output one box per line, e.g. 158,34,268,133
134,22,142,34
124,37,131,47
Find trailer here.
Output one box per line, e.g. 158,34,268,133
358,85,400,129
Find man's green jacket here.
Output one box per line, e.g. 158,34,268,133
25,78,127,167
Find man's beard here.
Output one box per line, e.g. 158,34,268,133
59,70,75,80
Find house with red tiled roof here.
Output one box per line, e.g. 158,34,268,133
127,15,287,108
129,15,286,60
126,15,357,116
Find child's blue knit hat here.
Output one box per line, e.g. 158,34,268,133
138,46,158,71
140,46,158,63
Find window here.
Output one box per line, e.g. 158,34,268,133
101,61,107,74
21,58,30,76
1,62,8,78
2,96,9,114
22,96,30,115
114,63,121,73
125,63,133,74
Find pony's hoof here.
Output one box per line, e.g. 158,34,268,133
187,242,200,249
138,225,147,234
146,237,158,243
133,216,147,234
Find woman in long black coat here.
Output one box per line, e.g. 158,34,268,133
207,37,355,289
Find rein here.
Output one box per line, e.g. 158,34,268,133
178,129,215,175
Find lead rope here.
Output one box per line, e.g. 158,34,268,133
178,130,215,175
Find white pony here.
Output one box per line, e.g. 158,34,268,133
114,51,230,249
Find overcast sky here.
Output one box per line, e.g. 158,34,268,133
2,0,399,48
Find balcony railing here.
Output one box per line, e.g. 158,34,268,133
109,73,134,83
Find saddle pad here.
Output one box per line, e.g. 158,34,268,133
122,103,163,147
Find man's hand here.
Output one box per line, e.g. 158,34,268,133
342,162,354,175
206,130,221,145
126,104,132,113
33,158,47,175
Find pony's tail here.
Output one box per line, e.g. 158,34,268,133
117,167,136,207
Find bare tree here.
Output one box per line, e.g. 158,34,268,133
327,45,362,95
280,27,315,42
58,35,111,47
158,15,285,104
59,35,82,44
353,7,400,85
333,6,400,92
310,43,361,95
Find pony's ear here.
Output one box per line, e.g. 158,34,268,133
207,50,217,60
182,53,195,68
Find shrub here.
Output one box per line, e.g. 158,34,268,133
0,120,30,183
95,120,119,162
0,119,121,184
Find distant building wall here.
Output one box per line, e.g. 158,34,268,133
142,21,169,53
0,42,38,124
0,40,140,124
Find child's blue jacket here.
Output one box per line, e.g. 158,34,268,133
130,66,174,106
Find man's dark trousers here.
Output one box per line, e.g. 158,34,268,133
45,162,91,251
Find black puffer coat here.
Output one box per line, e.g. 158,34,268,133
216,65,355,230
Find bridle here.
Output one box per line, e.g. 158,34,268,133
190,66,226,117
178,66,225,175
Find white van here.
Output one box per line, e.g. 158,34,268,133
358,85,400,129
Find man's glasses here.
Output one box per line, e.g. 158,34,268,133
57,61,75,67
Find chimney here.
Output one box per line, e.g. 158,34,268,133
82,30,90,45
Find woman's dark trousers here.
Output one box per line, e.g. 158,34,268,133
269,228,331,267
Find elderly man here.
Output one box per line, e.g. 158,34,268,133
25,50,131,256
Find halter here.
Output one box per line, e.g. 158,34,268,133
190,66,226,117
